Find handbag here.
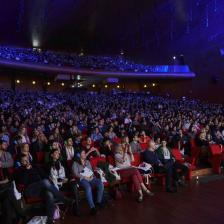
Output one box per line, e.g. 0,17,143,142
95,168,107,183
137,162,153,175
27,216,47,224
53,205,60,220
108,165,121,181
13,181,22,200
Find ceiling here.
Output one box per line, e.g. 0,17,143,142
0,0,224,79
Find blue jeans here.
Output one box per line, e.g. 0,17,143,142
79,177,104,209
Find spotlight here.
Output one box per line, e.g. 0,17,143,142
92,84,96,88
152,83,156,87
79,49,84,57
32,81,36,85
144,84,147,88
47,82,51,86
77,83,83,88
173,56,176,60
105,85,108,88
77,75,81,80
61,82,65,86
71,85,75,88
16,79,20,84
117,85,120,89
32,39,39,48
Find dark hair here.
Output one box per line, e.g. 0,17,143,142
49,148,59,157
19,153,28,161
74,148,85,165
0,139,7,145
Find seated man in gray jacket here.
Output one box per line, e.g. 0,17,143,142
130,135,142,153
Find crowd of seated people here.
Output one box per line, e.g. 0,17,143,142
0,46,188,73
0,88,224,224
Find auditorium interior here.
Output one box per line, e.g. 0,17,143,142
0,1,224,224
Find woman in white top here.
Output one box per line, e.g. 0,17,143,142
48,149,80,216
64,137,75,161
18,126,30,144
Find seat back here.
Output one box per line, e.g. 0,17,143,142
113,137,121,144
210,144,222,155
67,160,73,169
36,151,45,164
140,143,148,151
189,139,201,166
131,153,141,166
90,156,106,169
107,155,115,166
171,148,183,162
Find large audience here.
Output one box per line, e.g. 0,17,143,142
0,89,224,224
0,46,189,73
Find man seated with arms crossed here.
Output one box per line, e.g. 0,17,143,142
15,154,74,224
142,141,179,193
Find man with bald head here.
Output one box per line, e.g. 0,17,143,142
141,141,176,193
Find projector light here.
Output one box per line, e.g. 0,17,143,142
33,39,39,48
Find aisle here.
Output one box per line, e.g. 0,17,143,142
62,179,224,224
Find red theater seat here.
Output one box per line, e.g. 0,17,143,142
140,143,148,151
209,144,222,174
90,156,106,169
113,137,121,144
67,160,73,169
171,149,184,163
131,153,141,167
107,155,115,166
210,144,222,155
189,139,201,166
171,148,195,180
36,151,45,164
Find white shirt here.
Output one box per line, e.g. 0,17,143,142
162,147,171,160
66,146,75,160
115,153,131,169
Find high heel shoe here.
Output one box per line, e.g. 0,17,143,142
137,194,143,203
144,189,154,196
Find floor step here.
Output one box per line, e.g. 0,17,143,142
192,168,213,177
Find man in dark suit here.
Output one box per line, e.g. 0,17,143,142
141,141,176,193
15,154,74,224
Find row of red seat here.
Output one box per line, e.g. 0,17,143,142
22,142,223,207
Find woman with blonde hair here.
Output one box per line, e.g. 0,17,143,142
114,139,154,202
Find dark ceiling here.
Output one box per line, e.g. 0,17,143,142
0,0,224,77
